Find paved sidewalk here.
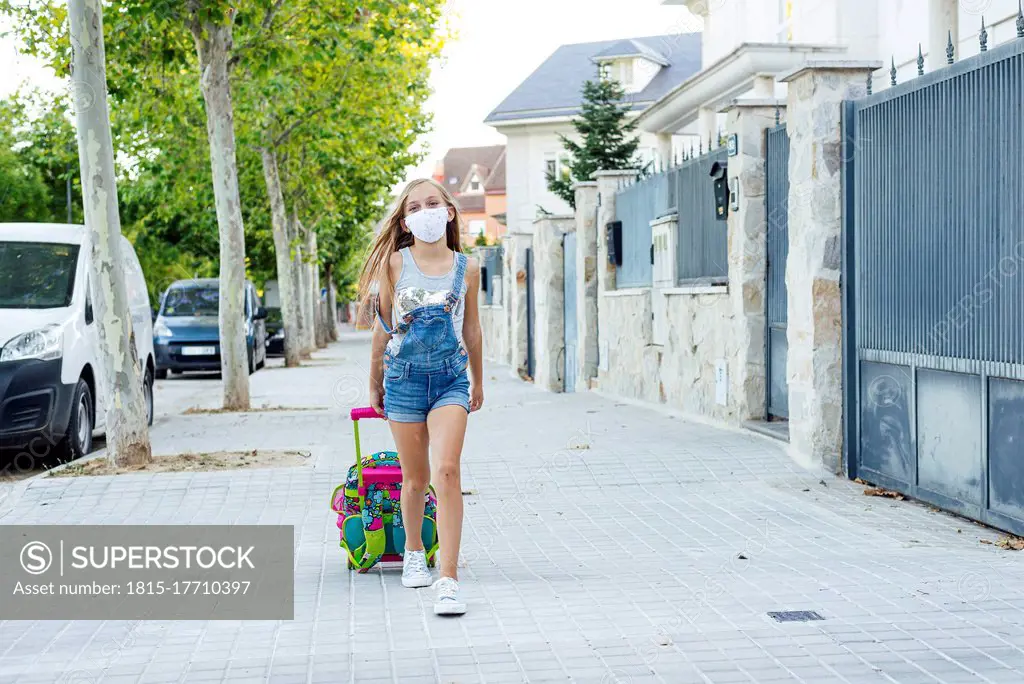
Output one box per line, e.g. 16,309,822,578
2,330,1024,684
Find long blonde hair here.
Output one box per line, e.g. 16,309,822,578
358,178,464,310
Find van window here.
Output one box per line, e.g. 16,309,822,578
161,285,219,317
0,242,80,309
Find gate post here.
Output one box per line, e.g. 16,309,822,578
573,181,600,390
507,231,534,380
593,169,639,383
722,99,784,422
532,215,575,392
780,60,880,471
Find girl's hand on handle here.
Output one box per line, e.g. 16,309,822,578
470,384,484,412
370,384,386,419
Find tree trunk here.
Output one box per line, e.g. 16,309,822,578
191,14,249,410
311,232,327,349
299,221,317,354
325,263,339,342
69,0,151,466
259,147,301,368
289,210,311,358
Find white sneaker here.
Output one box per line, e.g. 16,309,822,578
401,550,432,588
432,576,466,616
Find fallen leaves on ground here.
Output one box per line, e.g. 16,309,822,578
50,449,310,477
863,487,905,500
981,536,1024,550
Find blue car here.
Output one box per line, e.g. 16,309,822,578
152,278,268,378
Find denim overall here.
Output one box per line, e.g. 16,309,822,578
378,252,470,423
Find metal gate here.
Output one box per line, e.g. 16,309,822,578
563,231,578,392
843,38,1024,535
765,124,790,420
525,247,535,380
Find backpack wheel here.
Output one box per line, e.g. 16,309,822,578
427,555,436,568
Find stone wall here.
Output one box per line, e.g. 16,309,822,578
661,289,736,422
573,182,600,391
507,232,533,378
596,287,738,421
596,290,653,400
782,61,878,471
532,216,575,393
724,101,781,422
478,236,513,367
480,303,509,365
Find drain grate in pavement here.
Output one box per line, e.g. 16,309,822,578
768,611,825,623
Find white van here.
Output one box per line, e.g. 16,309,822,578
0,223,155,461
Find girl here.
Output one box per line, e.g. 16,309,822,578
358,178,484,616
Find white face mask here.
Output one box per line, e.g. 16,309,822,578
404,206,449,244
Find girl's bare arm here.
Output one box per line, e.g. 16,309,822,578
462,258,485,409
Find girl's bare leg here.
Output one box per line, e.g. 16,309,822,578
426,405,468,580
389,421,430,551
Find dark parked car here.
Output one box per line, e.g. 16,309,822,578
264,306,285,356
153,278,267,378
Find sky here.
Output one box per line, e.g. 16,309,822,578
1,1,700,184
404,0,700,183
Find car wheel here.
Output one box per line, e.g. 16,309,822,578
171,369,183,376
144,368,154,427
155,368,167,380
58,379,93,462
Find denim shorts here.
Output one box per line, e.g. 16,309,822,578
383,348,470,423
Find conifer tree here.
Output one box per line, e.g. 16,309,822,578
546,73,641,209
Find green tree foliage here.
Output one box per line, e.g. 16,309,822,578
0,93,80,223
1,0,445,304
546,75,641,209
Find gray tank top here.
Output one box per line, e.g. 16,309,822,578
386,247,467,354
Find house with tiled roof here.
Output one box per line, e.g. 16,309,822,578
433,145,507,245
484,33,704,236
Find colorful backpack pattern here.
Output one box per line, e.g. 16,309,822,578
331,450,438,571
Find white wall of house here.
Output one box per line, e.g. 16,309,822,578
700,0,1021,84
874,0,1021,83
654,0,1021,139
497,122,576,236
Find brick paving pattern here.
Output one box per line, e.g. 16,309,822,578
2,331,1023,683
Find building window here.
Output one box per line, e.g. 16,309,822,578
470,176,481,192
545,153,571,183
619,59,634,89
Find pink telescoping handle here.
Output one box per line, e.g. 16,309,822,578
350,406,384,421
350,406,384,495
